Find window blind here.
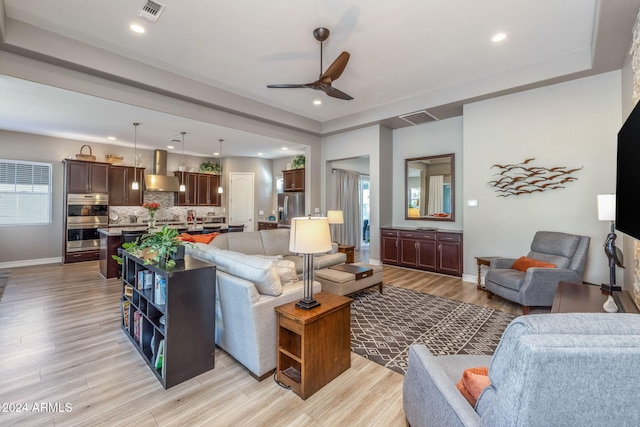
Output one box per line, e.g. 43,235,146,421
0,159,52,225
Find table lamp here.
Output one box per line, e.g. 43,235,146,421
290,216,332,309
597,194,623,293
327,210,344,244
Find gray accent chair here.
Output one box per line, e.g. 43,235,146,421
484,231,590,314
403,313,640,427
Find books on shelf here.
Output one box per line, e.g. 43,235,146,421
133,311,142,343
124,285,133,298
154,275,167,305
137,270,154,290
122,300,131,330
155,339,164,373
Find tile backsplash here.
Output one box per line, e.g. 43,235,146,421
108,191,224,225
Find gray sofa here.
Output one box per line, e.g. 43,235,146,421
206,228,346,275
186,228,346,380
403,313,640,426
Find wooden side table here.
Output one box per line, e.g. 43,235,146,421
274,292,353,400
475,256,498,290
551,281,639,313
338,244,355,264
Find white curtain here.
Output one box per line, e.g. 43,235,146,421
428,175,444,215
335,169,361,250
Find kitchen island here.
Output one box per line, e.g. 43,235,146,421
98,223,215,279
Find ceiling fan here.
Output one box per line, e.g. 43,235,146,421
267,27,353,101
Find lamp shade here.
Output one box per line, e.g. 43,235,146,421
289,217,332,254
327,210,344,224
597,194,616,221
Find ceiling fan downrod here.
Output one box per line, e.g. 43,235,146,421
313,27,330,77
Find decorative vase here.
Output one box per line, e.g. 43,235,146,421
148,213,156,229
603,295,618,313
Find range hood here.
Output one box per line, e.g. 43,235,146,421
144,150,180,192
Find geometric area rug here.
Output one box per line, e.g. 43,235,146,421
350,284,516,375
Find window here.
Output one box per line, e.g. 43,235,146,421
0,159,52,225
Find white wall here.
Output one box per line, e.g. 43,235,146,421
463,71,622,286
392,117,464,231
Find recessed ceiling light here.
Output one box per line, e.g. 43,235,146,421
130,24,145,34
492,32,507,42
167,145,174,149
313,99,322,105
257,152,264,156
282,147,289,151
107,136,117,141
213,152,220,156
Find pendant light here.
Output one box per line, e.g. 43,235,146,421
131,122,140,190
179,132,186,192
218,138,224,194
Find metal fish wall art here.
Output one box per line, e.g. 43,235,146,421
488,158,582,197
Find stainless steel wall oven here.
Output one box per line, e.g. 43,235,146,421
66,193,108,253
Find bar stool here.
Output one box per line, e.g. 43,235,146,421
202,225,222,233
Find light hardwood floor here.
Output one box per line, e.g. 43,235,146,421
0,253,527,426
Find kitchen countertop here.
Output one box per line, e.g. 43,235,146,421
98,225,208,236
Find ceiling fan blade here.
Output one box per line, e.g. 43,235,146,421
320,52,350,82
323,85,353,100
266,84,307,88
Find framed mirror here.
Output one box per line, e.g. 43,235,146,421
405,153,455,221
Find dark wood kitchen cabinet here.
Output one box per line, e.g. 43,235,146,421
109,166,145,206
197,173,221,206
380,227,462,276
64,159,109,193
283,168,304,192
174,172,220,206
174,172,198,206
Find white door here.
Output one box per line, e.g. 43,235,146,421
229,172,254,231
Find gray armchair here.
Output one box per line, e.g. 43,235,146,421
403,313,640,427
484,231,590,314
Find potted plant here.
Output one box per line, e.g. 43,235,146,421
113,225,190,268
291,154,305,169
137,225,190,268
199,160,222,174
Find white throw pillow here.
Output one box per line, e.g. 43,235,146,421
186,242,220,264
273,259,297,285
214,250,283,296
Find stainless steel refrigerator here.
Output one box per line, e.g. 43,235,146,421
278,192,305,227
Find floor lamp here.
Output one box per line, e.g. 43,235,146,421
598,194,623,293
327,210,344,244
289,216,332,309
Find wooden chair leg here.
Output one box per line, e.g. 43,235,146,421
522,305,531,315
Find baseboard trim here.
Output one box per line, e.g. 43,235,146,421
0,257,62,269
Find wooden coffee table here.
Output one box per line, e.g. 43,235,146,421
551,281,639,313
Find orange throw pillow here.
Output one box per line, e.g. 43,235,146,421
456,366,491,407
178,233,195,242
511,256,556,272
191,232,219,244
178,232,219,244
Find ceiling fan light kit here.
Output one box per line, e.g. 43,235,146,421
267,27,353,100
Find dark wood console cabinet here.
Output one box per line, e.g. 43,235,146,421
380,227,463,276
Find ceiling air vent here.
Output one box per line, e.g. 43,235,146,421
137,0,166,23
398,110,438,125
